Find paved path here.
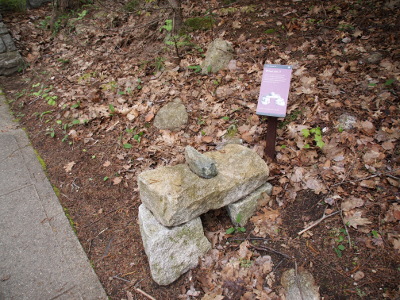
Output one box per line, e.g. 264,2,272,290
0,91,108,299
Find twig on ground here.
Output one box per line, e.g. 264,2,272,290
133,288,157,300
331,168,400,187
250,244,291,259
298,210,340,235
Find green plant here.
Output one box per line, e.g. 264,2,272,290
265,28,276,34
226,214,246,234
239,258,252,268
124,0,140,12
184,16,215,31
279,109,302,129
161,19,193,58
0,0,26,11
333,227,348,257
46,127,55,138
188,65,202,73
76,9,88,20
153,56,165,71
302,127,325,149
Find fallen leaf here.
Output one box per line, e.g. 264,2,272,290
360,179,376,189
344,211,372,228
112,177,122,185
341,197,364,211
360,120,375,135
145,112,154,122
202,136,213,143
103,161,111,167
353,271,365,281
64,161,76,173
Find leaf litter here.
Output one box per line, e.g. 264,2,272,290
2,0,399,299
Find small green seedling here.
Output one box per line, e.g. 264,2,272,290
123,143,132,149
333,227,347,257
302,127,325,148
226,214,246,234
188,65,202,73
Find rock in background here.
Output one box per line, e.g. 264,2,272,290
138,204,211,285
0,15,24,76
153,98,188,131
281,268,320,300
201,38,233,74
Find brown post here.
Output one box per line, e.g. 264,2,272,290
265,117,278,160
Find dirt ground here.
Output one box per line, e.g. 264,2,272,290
1,0,399,299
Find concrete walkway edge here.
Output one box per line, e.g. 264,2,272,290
0,90,108,299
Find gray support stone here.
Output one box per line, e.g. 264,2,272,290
138,204,211,286
138,144,269,227
227,182,273,227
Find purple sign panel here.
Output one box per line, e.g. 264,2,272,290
256,64,292,118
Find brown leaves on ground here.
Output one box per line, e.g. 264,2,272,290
2,0,400,299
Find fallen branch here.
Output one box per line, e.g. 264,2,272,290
250,244,291,259
298,210,340,235
133,288,157,300
331,168,400,187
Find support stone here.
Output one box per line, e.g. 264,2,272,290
227,182,273,227
138,204,211,286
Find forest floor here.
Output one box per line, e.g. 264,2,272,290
1,0,399,299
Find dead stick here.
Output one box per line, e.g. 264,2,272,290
250,245,291,259
298,211,340,235
331,168,400,187
134,288,156,300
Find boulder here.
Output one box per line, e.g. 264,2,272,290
153,98,188,131
28,0,51,8
0,52,24,76
138,204,211,286
201,38,233,74
281,268,320,300
185,146,218,179
227,182,273,227
337,113,357,130
138,144,269,227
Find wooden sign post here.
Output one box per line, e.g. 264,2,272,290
256,64,293,160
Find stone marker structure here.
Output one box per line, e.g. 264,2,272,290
0,14,24,76
138,144,272,285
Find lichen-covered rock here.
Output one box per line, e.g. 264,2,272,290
0,52,24,76
337,113,357,130
281,269,320,300
153,98,188,131
201,38,233,74
138,144,269,227
227,182,273,227
185,146,218,179
138,204,211,286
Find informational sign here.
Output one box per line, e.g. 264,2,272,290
256,64,292,118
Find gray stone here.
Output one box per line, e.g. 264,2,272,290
138,204,211,286
337,113,357,130
185,146,218,179
281,269,320,300
0,52,24,76
2,34,16,51
201,38,233,74
28,0,51,8
0,22,8,34
0,39,5,53
138,144,269,227
227,182,273,227
366,52,383,64
153,98,188,131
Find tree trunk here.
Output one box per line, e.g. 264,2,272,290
167,0,183,33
